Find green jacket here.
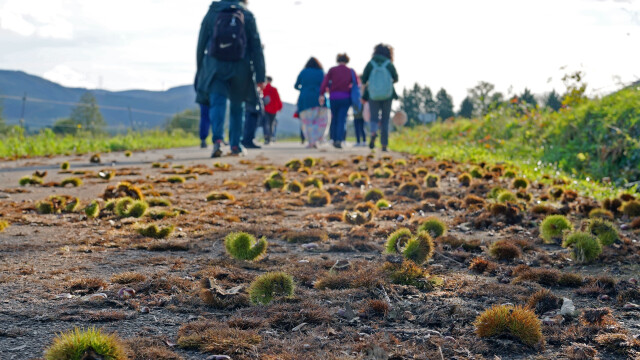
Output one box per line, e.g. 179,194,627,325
195,0,265,104
361,55,399,101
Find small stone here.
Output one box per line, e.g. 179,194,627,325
83,293,107,302
629,278,638,285
140,307,150,314
561,298,578,318
206,356,231,360
118,288,135,299
302,243,319,250
599,294,610,301
623,303,640,310
443,336,456,343
403,311,415,321
621,224,630,231
331,259,351,271
396,215,405,222
55,293,73,299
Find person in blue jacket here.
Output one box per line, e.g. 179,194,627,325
295,57,328,148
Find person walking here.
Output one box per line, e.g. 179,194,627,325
195,0,265,158
361,44,398,152
319,53,359,149
262,76,283,145
295,57,328,149
352,75,367,146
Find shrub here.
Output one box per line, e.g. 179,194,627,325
489,240,522,260
585,218,619,246
376,199,391,210
470,168,483,179
397,182,422,199
469,257,496,274
284,229,328,243
303,177,323,189
147,198,172,207
0,220,9,232
558,272,584,287
285,159,302,170
425,174,439,188
206,192,235,202
621,200,640,217
264,172,286,190
540,215,573,244
307,189,331,207
19,176,43,186
415,167,429,177
65,198,80,213
563,232,602,263
488,186,505,199
383,261,430,289
497,191,517,203
44,327,129,360
503,170,516,178
549,186,564,199
403,232,434,265
61,161,70,170
512,178,529,190
394,158,408,167
526,289,561,315
364,189,385,203
61,177,83,187
474,305,543,346
285,180,304,193
248,272,294,305
589,208,614,220
385,228,413,254
418,217,447,238
373,168,394,179
167,176,185,184
224,232,268,261
458,173,472,187
348,172,369,187
343,210,372,225
137,224,175,239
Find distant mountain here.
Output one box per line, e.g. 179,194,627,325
0,70,300,135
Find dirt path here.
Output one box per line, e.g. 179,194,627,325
0,144,639,359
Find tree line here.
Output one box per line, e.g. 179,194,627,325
400,81,564,127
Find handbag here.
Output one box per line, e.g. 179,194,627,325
350,69,362,112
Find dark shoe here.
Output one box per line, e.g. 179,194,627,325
333,141,342,149
369,134,377,149
211,141,222,158
382,146,388,152
230,146,245,156
200,140,207,149
242,141,261,149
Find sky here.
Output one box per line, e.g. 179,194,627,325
0,0,639,108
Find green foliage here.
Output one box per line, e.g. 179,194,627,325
376,199,391,209
303,177,323,189
585,218,619,246
147,197,172,207
562,232,602,263
458,96,475,118
474,305,543,346
418,217,447,238
308,189,331,207
373,168,394,179
470,168,483,179
167,176,185,184
403,232,434,265
0,220,9,232
385,228,413,254
114,197,148,218
540,215,573,244
497,191,517,203
621,200,640,217
512,178,529,190
248,272,295,305
137,224,175,239
383,261,432,290
84,201,100,219
224,232,268,261
165,108,199,136
468,81,496,116
285,180,304,193
60,177,83,187
61,161,70,170
364,188,385,203
400,83,435,127
435,88,455,120
545,90,563,111
206,192,235,202
44,327,128,360
264,171,286,190
19,176,43,186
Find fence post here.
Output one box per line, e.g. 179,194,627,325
20,92,27,130
128,105,135,132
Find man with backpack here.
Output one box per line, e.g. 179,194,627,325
361,44,398,152
195,0,265,157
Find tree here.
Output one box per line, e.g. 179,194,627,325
52,118,80,135
468,81,495,116
69,92,106,134
520,88,537,107
488,92,505,111
458,97,474,118
166,108,199,135
435,88,454,120
400,83,436,126
544,90,562,112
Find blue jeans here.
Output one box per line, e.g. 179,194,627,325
243,105,260,145
330,98,351,142
369,99,392,147
209,93,243,149
354,117,366,143
199,104,210,141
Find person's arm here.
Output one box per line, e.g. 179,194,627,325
361,61,373,84
246,13,265,84
295,72,303,90
196,13,212,76
389,62,399,83
273,88,283,112
319,70,330,95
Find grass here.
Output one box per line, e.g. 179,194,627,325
0,127,199,159
44,327,129,360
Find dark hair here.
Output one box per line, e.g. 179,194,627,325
336,53,350,64
304,57,323,70
266,76,273,83
373,44,394,62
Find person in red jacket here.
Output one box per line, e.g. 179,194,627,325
262,76,283,145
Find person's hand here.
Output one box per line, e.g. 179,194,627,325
319,96,325,106
257,82,265,90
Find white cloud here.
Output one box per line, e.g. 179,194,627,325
0,0,74,39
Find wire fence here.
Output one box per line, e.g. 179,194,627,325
0,93,200,132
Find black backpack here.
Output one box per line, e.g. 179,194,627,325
208,6,247,61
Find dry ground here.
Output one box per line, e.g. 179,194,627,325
0,143,639,360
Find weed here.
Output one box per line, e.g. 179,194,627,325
458,173,472,187
44,327,129,360
307,189,331,207
343,210,373,225
488,186,505,199
98,170,115,180
285,180,304,193
61,161,70,170
60,177,83,187
65,197,80,212
206,192,235,202
397,182,422,199
383,261,431,290
565,343,598,360
527,289,561,315
385,228,413,254
303,157,316,167
364,188,385,202
376,199,391,209
516,191,532,202
558,273,584,287
115,198,148,218
177,321,261,355
425,174,440,188
540,215,573,244
283,229,328,243
621,200,640,217
581,307,615,327
68,277,107,293
585,218,619,246
248,272,294,305
285,159,302,170
513,267,561,286
348,172,369,187
603,198,623,213
148,210,177,220
503,170,516,178
225,232,268,261
423,189,441,199
147,198,172,207
563,232,602,263
363,299,390,316
137,224,175,239
373,168,394,179
474,304,543,346
403,232,434,264
470,168,483,179
632,217,640,229
489,240,522,261
465,195,486,206
19,176,43,186
418,217,447,238
549,186,564,199
167,176,186,184
497,191,517,203
588,208,614,220
469,257,497,274
90,154,101,163
594,333,637,356
111,272,147,284
513,178,529,189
